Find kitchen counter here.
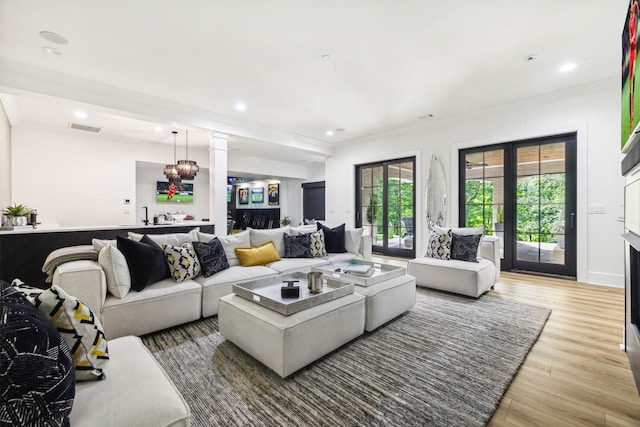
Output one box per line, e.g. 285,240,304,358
0,221,214,287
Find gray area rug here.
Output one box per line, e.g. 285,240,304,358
142,288,550,426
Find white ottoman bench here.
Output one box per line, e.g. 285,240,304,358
219,292,365,378
354,274,416,331
407,235,501,298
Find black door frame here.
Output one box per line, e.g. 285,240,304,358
355,156,416,258
458,133,577,277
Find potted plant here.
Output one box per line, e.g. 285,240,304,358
280,216,291,226
3,203,31,226
494,205,504,240
366,196,378,241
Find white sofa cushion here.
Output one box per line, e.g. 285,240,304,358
345,227,364,255
128,228,200,246
198,230,250,267
290,224,317,235
407,256,496,298
249,226,290,257
267,257,329,274
70,336,190,427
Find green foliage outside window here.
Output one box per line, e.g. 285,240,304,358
366,179,414,239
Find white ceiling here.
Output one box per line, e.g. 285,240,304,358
0,0,630,163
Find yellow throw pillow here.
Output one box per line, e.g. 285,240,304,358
234,241,281,266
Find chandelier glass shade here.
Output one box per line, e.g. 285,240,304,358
163,131,182,183
176,129,199,180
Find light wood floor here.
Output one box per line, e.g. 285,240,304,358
371,255,640,426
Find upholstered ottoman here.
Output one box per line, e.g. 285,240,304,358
219,292,365,378
354,274,416,331
407,257,496,297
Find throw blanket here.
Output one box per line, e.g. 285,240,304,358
42,245,97,283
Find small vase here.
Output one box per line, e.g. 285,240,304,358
9,216,27,226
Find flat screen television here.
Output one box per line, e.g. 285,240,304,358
156,181,194,203
623,0,640,153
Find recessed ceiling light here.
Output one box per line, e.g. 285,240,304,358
559,62,576,72
154,126,163,132
39,31,68,45
235,102,246,111
74,111,87,118
321,54,332,61
42,46,62,56
523,54,537,62
326,130,334,136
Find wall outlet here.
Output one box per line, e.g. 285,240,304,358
587,204,606,214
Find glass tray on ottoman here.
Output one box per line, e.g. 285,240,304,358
232,272,355,316
311,259,407,287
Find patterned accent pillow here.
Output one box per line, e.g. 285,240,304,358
451,233,482,263
0,281,75,426
162,242,201,282
192,238,229,277
427,229,453,260
309,229,328,257
283,233,313,258
13,279,110,381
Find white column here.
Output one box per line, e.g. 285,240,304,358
208,132,228,235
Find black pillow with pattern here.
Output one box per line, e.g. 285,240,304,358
0,281,75,427
192,238,230,277
451,233,482,262
283,233,313,258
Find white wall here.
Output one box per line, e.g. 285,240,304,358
10,126,320,228
326,78,624,287
0,100,11,212
136,162,210,224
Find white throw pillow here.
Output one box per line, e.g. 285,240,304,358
249,226,290,257
201,230,251,267
92,238,117,253
434,225,484,236
345,227,364,255
290,224,317,235
98,245,131,298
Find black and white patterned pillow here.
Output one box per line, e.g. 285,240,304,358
13,280,110,381
451,233,482,262
309,229,328,257
427,229,452,260
192,238,229,277
283,233,313,258
162,242,201,282
0,281,75,426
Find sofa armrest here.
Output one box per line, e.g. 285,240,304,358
360,234,372,260
52,260,107,320
479,236,501,282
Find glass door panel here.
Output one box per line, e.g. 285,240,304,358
356,158,415,258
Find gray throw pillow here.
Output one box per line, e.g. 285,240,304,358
283,233,313,258
192,238,229,277
451,233,482,262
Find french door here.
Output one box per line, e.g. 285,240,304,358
356,157,416,258
459,133,577,277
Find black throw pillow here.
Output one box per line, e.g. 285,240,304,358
117,235,171,291
451,233,482,262
192,238,230,277
317,223,346,253
0,281,75,427
283,233,313,258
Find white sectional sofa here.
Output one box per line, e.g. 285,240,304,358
53,225,371,339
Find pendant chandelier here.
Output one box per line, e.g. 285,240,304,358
176,129,199,180
163,131,182,183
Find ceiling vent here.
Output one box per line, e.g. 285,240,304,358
69,123,101,133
